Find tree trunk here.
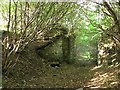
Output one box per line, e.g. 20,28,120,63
62,29,75,64
62,35,70,63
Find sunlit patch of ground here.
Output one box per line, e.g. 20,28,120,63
84,65,119,88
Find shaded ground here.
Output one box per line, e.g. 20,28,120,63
2,54,119,89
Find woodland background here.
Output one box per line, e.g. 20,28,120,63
0,0,120,89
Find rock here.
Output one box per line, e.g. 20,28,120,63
50,63,60,68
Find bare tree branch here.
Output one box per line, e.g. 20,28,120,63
103,1,120,33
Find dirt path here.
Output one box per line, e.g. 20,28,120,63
3,60,119,89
